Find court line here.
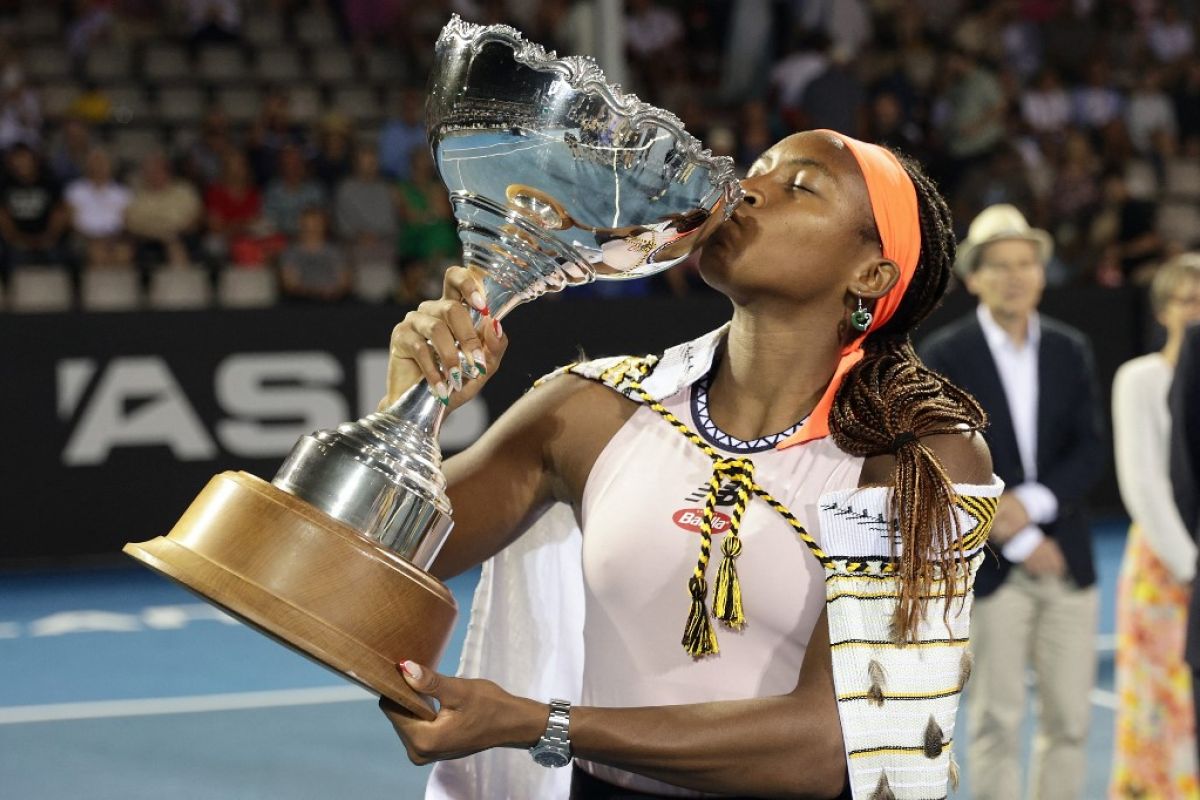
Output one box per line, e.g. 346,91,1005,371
0,685,374,725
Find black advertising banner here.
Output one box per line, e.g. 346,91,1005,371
0,295,731,561
0,286,1137,562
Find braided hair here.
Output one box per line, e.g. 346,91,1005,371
829,153,987,642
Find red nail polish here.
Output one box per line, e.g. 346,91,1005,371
481,305,491,317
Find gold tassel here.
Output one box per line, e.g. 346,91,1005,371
949,751,961,791
959,649,974,690
713,534,745,627
867,659,887,707
923,714,945,758
682,576,719,657
869,771,895,800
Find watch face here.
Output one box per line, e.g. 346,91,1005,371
531,747,570,768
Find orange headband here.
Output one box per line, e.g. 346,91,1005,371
777,131,921,449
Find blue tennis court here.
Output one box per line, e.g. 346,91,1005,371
1,524,1124,799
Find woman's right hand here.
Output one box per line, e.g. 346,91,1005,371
382,266,509,414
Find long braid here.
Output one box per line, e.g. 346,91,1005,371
830,154,987,642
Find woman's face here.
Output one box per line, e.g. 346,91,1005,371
1160,275,1200,338
699,131,884,306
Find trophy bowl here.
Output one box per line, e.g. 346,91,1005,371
124,15,742,720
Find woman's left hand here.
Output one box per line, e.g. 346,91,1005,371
380,661,546,765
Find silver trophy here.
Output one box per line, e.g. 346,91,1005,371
125,16,742,718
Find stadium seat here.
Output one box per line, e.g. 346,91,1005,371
197,47,246,85
25,45,71,82
19,7,59,40
157,86,206,126
295,10,339,45
288,86,323,124
256,47,305,83
110,127,164,167
81,268,141,312
105,85,151,125
85,48,133,83
244,11,285,45
217,267,278,308
8,266,72,313
331,87,379,124
366,50,408,84
353,262,398,304
1157,202,1200,247
1165,161,1200,202
41,83,81,120
314,49,356,83
149,267,213,310
143,45,192,84
216,87,262,125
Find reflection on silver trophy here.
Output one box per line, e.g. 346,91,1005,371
124,15,743,715
275,14,743,571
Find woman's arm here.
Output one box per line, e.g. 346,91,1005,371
389,607,847,800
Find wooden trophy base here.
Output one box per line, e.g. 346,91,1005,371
124,471,458,720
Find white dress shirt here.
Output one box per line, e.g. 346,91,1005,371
976,305,1059,561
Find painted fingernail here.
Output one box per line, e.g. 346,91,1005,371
472,349,487,376
462,358,479,379
470,292,488,314
434,382,450,405
449,367,463,391
401,660,423,680
493,319,503,338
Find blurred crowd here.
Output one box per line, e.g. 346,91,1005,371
0,0,1197,307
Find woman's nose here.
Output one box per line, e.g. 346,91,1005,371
739,181,766,208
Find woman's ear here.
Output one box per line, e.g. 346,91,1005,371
849,258,900,299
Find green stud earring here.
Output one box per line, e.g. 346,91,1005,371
850,296,873,332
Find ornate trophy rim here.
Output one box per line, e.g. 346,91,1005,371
432,13,745,217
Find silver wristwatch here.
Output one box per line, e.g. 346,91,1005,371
529,699,572,768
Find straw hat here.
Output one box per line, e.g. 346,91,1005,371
954,204,1053,279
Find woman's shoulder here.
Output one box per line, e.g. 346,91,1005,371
857,428,993,488
1115,352,1169,385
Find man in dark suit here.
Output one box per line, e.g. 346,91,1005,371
919,205,1105,800
1171,324,1200,764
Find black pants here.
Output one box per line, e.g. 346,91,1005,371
569,765,852,800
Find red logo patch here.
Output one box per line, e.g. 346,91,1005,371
672,508,732,534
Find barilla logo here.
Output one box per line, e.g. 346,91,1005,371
672,508,732,534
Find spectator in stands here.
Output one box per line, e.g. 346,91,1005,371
278,206,350,303
1021,67,1072,135
125,151,204,270
797,45,864,137
0,144,69,271
1175,61,1200,143
1147,2,1194,64
936,47,1006,183
184,0,242,47
1172,325,1200,771
379,89,426,182
624,0,684,96
312,113,354,192
188,108,233,188
787,0,872,60
48,116,94,185
335,145,398,267
248,89,306,185
263,145,326,239
395,148,458,301
205,148,283,269
0,64,41,150
64,147,133,269
866,90,924,162
768,30,830,134
1126,68,1178,156
1091,170,1165,285
1073,59,1124,131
